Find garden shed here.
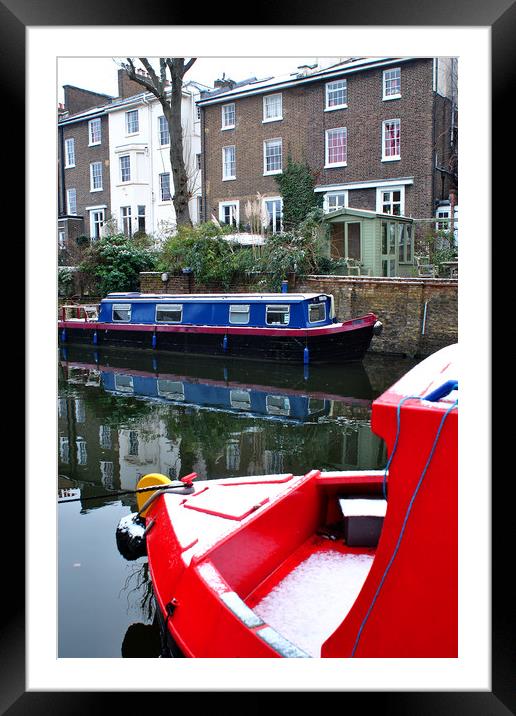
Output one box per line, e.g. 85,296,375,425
323,207,415,277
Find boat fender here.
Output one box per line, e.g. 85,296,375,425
136,473,173,516
152,333,157,349
222,334,228,352
373,320,383,336
303,346,310,365
115,512,147,561
93,331,98,345
61,328,67,343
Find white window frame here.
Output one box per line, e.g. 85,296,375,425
158,115,170,146
155,304,183,323
157,380,185,401
137,205,146,233
64,137,75,168
263,138,282,176
325,80,348,111
88,118,102,146
218,201,239,227
376,185,405,215
308,302,327,324
112,304,132,323
58,230,66,248
324,190,348,213
325,127,347,168
265,304,290,326
383,67,401,101
222,145,236,180
263,93,283,123
66,188,77,215
120,206,132,237
221,103,235,130
125,109,139,135
229,304,250,325
382,119,401,162
263,197,283,234
159,172,172,202
119,155,131,183
89,208,105,239
90,161,103,192
435,204,451,231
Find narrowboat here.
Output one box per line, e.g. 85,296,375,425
119,343,458,658
58,292,383,364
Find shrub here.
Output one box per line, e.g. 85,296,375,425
79,234,158,295
274,156,323,230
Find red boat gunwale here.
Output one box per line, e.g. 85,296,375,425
143,344,458,658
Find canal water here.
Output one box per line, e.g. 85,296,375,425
57,345,418,657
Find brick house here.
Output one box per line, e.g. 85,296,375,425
58,85,114,255
197,57,458,254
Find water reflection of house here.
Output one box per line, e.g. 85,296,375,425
328,421,386,469
117,417,182,491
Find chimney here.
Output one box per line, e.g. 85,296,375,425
118,67,150,99
214,74,236,91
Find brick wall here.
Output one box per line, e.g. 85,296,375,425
296,275,457,357
63,86,113,114
139,271,457,358
202,59,438,223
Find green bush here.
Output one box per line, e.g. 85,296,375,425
274,157,323,230
79,234,158,296
158,223,255,288
58,267,75,297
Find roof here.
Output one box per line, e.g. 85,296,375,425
324,207,414,222
197,57,416,106
104,292,328,303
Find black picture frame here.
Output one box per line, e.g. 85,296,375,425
8,0,509,711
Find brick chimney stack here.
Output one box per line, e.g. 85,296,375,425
117,67,151,99
214,74,236,91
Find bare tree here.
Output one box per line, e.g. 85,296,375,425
122,57,197,228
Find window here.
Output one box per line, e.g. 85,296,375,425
324,191,347,213
99,425,112,449
221,103,235,129
90,209,105,239
66,188,77,215
398,224,413,263
309,302,326,323
379,188,403,215
114,374,134,392
128,430,139,456
119,155,131,182
230,390,251,411
120,206,132,237
90,161,103,191
59,437,69,463
76,439,87,465
229,304,250,325
264,198,283,233
325,127,347,167
158,115,170,145
266,304,290,326
382,119,401,161
436,205,451,231
196,153,202,170
263,93,282,122
223,146,236,180
157,380,185,401
156,304,182,323
264,138,282,175
100,461,114,489
88,118,101,145
137,205,146,233
383,67,401,100
58,230,66,248
75,398,85,423
325,80,347,110
112,304,131,322
64,137,75,167
266,395,290,416
159,172,171,201
219,201,239,226
125,109,139,134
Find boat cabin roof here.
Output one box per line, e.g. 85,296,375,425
103,292,330,304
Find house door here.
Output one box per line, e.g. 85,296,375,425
381,221,397,276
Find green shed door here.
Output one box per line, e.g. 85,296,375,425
347,223,361,260
330,223,345,258
381,221,397,276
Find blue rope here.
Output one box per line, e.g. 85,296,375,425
350,396,458,657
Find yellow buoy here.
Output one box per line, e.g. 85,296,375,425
136,473,172,517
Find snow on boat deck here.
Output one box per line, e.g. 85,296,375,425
252,547,374,657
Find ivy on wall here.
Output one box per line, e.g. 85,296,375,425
274,156,323,230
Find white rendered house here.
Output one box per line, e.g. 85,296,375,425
107,80,206,240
